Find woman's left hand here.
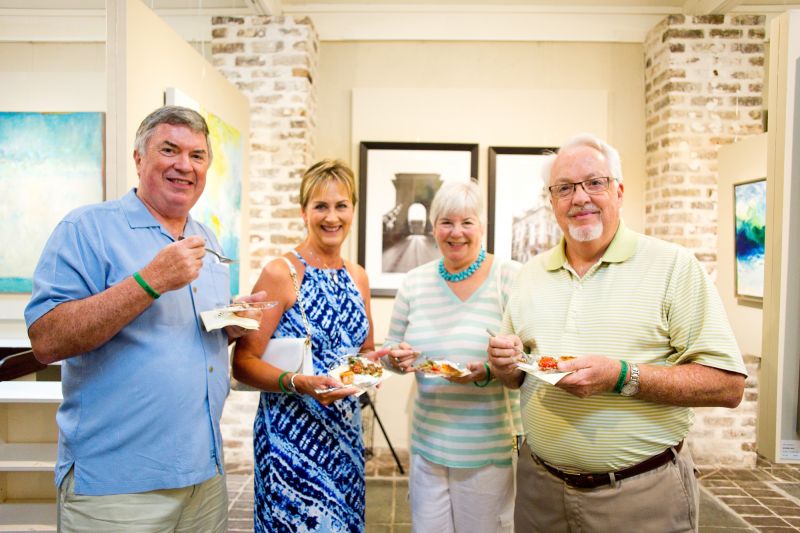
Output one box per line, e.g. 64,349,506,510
225,291,269,340
446,361,488,385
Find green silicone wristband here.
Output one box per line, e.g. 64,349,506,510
474,362,492,388
614,360,629,394
133,271,160,299
278,371,293,395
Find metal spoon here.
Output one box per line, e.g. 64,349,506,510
203,247,237,264
178,236,237,264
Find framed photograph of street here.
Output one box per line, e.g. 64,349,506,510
358,141,479,296
487,146,560,263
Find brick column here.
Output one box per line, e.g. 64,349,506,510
643,14,764,467
211,15,319,468
644,14,764,277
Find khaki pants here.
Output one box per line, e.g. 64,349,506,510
514,440,698,533
57,468,228,533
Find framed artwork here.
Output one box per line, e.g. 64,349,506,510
487,146,560,263
0,111,105,293
166,88,243,295
734,178,766,303
358,141,479,296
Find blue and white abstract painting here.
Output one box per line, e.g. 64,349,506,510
734,178,766,301
0,112,105,292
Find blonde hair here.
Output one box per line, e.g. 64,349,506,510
299,159,357,208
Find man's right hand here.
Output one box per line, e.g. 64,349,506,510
140,236,206,294
488,333,525,388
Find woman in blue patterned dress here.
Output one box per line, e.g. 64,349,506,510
233,160,385,532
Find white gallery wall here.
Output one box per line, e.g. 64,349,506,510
313,40,645,449
0,0,251,343
718,133,766,358
0,42,105,343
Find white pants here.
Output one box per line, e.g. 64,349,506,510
409,453,515,533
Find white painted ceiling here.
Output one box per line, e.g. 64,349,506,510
1,0,799,12
2,0,799,43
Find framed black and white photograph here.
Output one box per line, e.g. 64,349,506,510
358,141,479,296
487,146,560,263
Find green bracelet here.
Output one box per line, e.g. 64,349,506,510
614,360,629,394
133,271,160,299
277,371,293,395
474,362,492,387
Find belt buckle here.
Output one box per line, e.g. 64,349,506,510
571,473,604,489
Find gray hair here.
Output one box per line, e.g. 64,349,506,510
429,179,485,227
540,133,623,185
134,105,212,161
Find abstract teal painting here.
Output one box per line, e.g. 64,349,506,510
0,112,105,293
734,178,766,302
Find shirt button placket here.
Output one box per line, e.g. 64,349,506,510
565,279,580,333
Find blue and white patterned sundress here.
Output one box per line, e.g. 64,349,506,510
253,251,370,533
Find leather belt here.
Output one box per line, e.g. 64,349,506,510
534,440,683,489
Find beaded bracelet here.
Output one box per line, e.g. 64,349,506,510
278,371,293,395
474,362,492,387
613,360,629,394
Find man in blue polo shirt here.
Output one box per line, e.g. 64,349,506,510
25,106,264,531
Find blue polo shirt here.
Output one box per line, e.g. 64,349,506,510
25,189,231,496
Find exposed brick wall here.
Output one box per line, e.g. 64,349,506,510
211,15,319,468
643,14,764,467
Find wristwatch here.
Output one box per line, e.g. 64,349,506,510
620,363,640,397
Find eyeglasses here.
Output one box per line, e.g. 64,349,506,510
548,177,615,199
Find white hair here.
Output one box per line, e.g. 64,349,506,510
540,133,623,186
428,179,485,226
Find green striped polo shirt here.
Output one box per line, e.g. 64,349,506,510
503,222,746,473
386,258,523,468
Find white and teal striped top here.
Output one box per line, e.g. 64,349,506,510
504,223,746,473
385,258,523,468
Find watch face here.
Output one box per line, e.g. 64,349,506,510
621,380,639,396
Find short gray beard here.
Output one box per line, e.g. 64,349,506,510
569,222,603,242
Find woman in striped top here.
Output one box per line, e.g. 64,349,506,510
385,180,522,533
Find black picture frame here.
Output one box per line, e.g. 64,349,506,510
358,141,479,297
487,146,560,263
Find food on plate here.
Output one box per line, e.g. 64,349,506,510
537,355,576,373
347,356,383,378
414,359,468,377
340,370,355,385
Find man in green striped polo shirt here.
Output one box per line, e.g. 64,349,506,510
488,133,746,532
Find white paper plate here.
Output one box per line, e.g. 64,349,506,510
517,362,573,385
318,356,392,395
414,359,471,378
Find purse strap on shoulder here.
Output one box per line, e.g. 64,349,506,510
280,256,312,347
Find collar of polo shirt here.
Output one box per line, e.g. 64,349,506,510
546,221,638,272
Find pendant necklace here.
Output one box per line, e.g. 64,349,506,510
439,248,486,282
305,247,342,285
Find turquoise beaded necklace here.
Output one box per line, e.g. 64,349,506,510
438,248,486,282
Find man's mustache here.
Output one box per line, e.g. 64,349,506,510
567,203,601,217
